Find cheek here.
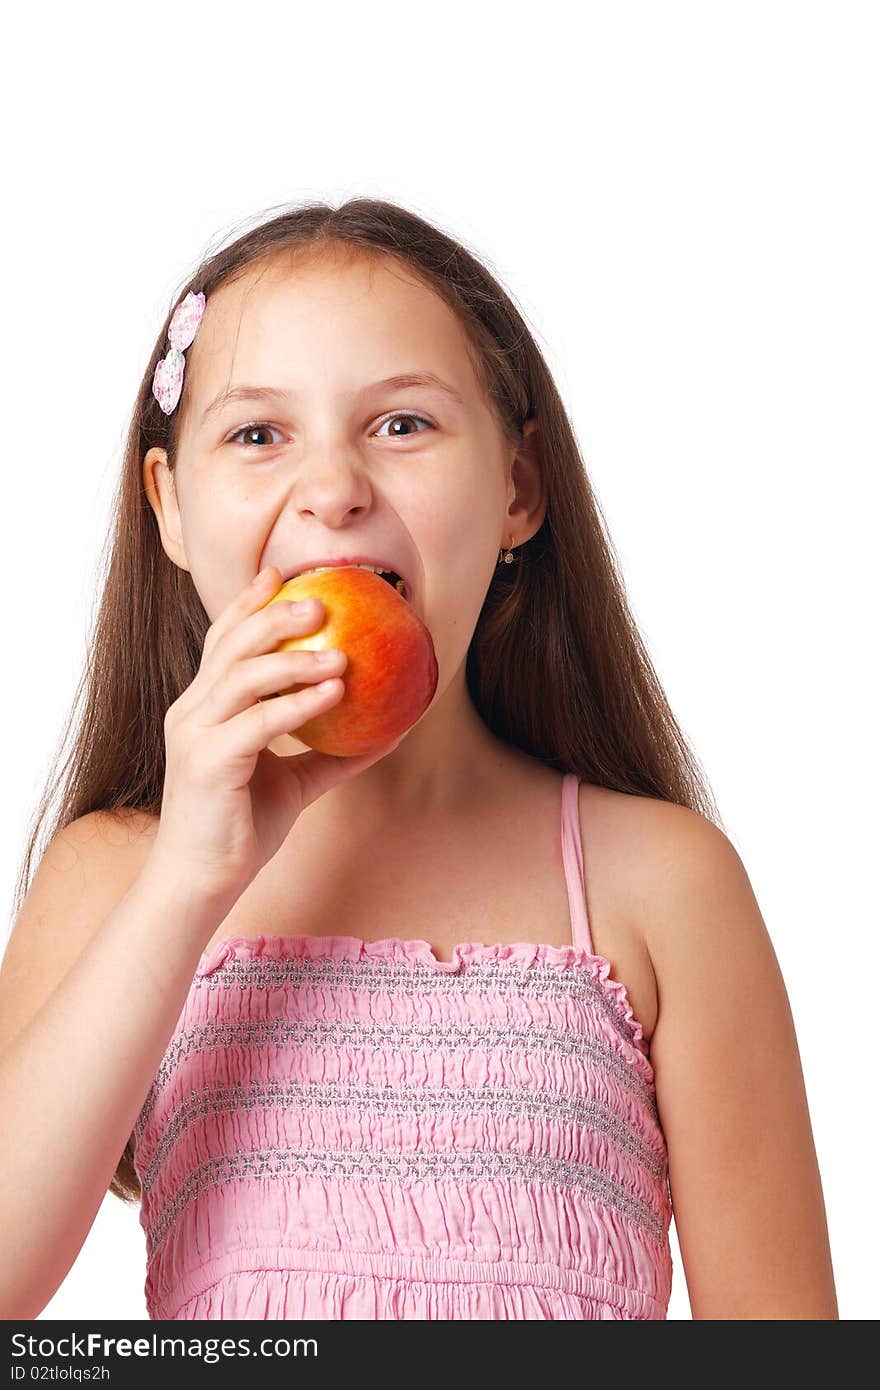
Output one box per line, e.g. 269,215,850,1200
178,508,274,621
421,551,496,674
183,476,275,548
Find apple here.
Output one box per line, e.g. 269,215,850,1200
261,565,438,756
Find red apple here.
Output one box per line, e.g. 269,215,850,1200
261,565,438,756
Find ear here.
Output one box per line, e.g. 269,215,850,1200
505,416,546,547
142,446,190,572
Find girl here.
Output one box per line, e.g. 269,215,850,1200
1,198,837,1320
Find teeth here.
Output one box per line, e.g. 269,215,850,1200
301,563,387,576
293,561,411,603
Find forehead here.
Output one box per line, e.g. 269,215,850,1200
185,251,477,406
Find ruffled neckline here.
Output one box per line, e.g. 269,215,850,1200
196,932,650,1054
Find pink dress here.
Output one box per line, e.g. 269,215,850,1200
133,773,673,1319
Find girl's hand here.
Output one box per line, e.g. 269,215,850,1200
149,566,401,902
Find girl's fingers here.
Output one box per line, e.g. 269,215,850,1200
218,678,348,762
199,644,346,727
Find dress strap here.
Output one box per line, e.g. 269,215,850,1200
560,772,594,955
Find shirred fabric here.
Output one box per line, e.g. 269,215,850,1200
133,773,673,1319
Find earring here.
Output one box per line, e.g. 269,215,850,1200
497,534,516,566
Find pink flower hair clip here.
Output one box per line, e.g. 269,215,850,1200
151,289,206,416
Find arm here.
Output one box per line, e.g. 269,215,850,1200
0,813,239,1319
636,805,838,1319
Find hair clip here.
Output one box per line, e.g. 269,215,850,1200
152,290,206,416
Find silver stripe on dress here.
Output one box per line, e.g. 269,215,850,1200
137,1076,668,1193
135,1016,659,1144
197,954,645,1049
143,1142,671,1253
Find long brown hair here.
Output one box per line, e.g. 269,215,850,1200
9,197,724,1203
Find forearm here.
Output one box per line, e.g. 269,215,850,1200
0,853,238,1318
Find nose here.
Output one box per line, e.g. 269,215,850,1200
279,444,376,528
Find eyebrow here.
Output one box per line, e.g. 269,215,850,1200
199,371,465,427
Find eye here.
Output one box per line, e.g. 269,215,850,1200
374,412,434,439
226,422,285,449
225,412,435,450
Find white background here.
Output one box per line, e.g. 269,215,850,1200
1,0,876,1321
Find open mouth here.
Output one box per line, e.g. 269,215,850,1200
296,563,413,605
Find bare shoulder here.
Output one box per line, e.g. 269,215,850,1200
0,808,160,1055
23,806,160,899
578,780,730,861
63,805,160,851
576,784,745,1039
577,782,743,956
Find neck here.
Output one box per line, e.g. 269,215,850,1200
268,663,511,828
